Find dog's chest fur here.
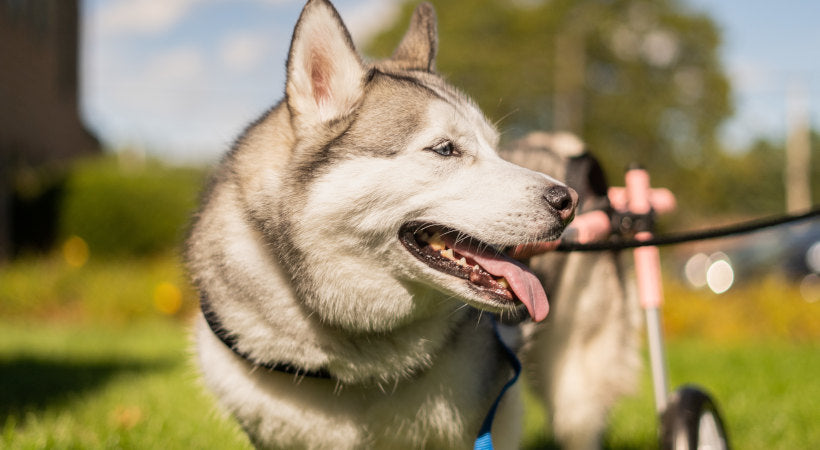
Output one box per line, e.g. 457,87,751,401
195,308,518,449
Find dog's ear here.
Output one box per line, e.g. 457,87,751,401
566,153,610,212
286,0,365,129
391,2,437,72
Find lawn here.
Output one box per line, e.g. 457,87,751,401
2,252,819,448
0,319,251,450
523,337,820,449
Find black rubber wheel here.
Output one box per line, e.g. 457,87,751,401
660,385,729,450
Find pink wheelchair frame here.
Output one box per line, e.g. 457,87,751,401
557,166,729,449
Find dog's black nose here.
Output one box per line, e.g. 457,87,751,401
544,185,578,223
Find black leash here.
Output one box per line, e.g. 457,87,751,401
556,206,820,252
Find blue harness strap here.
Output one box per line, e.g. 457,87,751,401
474,316,522,450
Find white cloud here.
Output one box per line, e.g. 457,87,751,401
81,0,411,161
728,59,775,95
219,31,270,73
94,0,208,36
340,0,402,46
145,46,206,83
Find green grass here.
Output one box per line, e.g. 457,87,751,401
0,319,251,450
663,339,820,448
521,338,820,449
3,319,818,449
2,252,820,448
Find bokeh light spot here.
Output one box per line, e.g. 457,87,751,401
706,259,734,294
154,282,182,315
684,252,709,288
63,235,90,268
799,273,819,303
805,241,820,274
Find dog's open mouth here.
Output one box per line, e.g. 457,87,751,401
399,223,549,321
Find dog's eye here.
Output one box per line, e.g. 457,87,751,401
427,141,459,157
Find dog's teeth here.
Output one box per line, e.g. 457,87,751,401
497,277,510,289
457,257,468,266
428,232,446,251
473,264,480,271
440,248,455,260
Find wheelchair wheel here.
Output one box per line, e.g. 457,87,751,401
660,385,729,450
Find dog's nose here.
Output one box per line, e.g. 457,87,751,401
544,185,578,223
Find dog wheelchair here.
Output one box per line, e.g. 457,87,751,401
559,165,730,450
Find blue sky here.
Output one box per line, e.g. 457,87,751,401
687,0,820,152
80,0,820,162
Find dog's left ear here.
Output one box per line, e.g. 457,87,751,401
566,153,610,212
390,2,438,72
286,0,366,129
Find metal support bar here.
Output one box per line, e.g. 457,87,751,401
645,306,669,414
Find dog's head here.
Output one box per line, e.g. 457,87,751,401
264,0,577,330
501,132,610,215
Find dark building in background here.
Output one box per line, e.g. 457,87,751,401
0,0,99,260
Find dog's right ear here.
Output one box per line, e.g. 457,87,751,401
390,2,438,72
286,0,366,131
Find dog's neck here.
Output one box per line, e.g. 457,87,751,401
200,291,332,379
198,285,472,385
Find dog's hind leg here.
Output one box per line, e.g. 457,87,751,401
526,252,642,450
546,324,637,449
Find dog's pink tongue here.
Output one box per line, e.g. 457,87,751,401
445,238,549,322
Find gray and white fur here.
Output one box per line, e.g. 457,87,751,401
186,2,578,449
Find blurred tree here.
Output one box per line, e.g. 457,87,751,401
367,0,733,217
704,132,819,217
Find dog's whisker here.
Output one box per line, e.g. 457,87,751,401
447,302,470,317
493,107,519,129
455,231,469,248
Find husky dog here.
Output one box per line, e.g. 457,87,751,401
185,1,578,448
502,132,642,450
